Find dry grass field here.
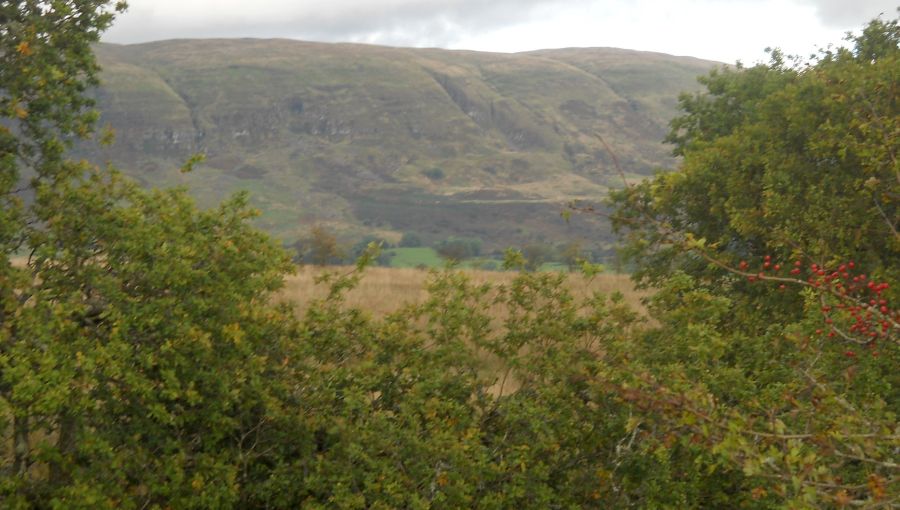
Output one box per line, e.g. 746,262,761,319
279,265,648,318
280,265,649,395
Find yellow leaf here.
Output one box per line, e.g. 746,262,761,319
625,416,642,432
16,41,33,56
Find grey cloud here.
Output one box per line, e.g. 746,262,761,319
104,0,574,47
800,0,896,27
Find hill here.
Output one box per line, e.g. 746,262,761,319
82,39,718,252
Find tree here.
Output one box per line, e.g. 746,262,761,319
557,241,585,271
300,224,344,265
435,236,482,262
611,17,898,296
2,0,128,494
607,16,899,507
521,242,554,271
0,3,300,506
399,231,423,247
345,235,395,266
1,0,126,335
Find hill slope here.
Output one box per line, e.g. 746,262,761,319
84,39,718,250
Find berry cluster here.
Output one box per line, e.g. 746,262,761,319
736,256,898,355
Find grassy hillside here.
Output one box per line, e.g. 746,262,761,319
83,40,718,250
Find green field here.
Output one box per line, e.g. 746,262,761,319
385,247,445,268
386,247,574,272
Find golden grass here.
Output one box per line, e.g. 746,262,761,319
11,257,648,318
278,265,647,318
279,265,649,396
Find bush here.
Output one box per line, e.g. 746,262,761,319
421,167,445,181
350,236,394,266
399,232,423,247
435,236,482,261
299,225,345,265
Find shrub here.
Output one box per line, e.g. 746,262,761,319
421,167,445,181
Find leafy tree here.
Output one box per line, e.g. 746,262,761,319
399,231,423,247
0,2,299,506
1,0,128,496
350,235,393,265
1,0,127,332
607,16,899,507
557,240,584,271
300,224,344,266
611,17,899,295
520,242,554,271
422,167,445,181
435,236,482,262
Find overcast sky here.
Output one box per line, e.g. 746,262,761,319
103,0,897,63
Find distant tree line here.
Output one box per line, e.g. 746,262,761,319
292,226,610,271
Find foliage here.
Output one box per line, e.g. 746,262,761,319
421,167,445,181
2,175,296,507
0,2,298,506
520,242,556,271
242,264,727,508
557,240,585,270
611,17,899,294
399,231,423,248
435,236,483,262
349,235,394,266
608,15,900,507
1,5,897,508
298,225,345,266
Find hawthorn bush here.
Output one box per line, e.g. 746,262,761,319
607,15,899,507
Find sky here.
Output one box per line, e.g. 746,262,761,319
103,0,897,63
